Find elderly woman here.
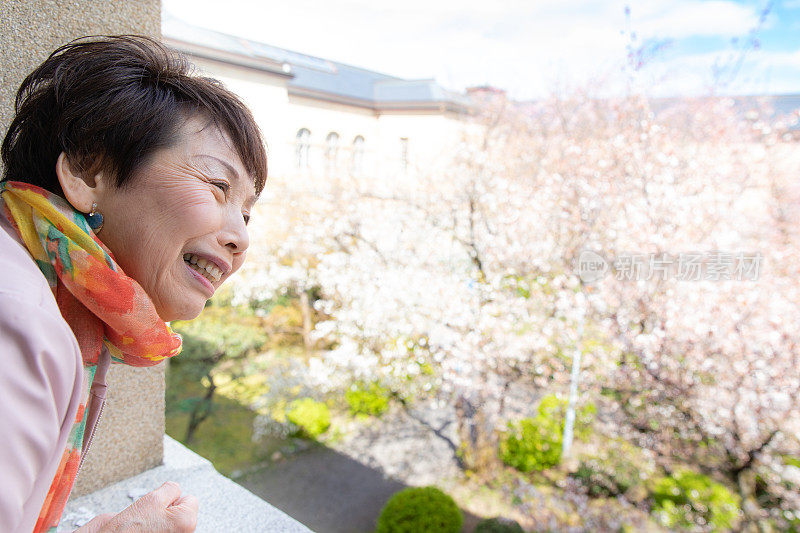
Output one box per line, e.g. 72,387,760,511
0,36,266,532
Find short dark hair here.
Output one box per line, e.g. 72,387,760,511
2,35,267,196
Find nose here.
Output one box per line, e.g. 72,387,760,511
219,207,250,254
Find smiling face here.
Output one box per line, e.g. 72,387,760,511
93,116,257,321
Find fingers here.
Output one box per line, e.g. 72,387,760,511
147,481,183,507
170,494,199,513
168,494,199,531
101,481,199,532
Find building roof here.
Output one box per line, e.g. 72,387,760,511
163,14,471,112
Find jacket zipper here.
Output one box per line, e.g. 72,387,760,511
76,397,105,477
76,345,111,478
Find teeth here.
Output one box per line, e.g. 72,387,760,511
208,264,222,280
183,253,223,282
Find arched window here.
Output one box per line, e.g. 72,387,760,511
351,135,365,175
295,128,310,169
325,132,340,174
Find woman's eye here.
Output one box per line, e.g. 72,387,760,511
211,181,230,195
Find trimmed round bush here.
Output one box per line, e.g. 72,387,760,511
376,486,463,533
286,397,330,438
651,469,741,531
475,516,525,533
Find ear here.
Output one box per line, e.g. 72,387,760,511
55,152,104,213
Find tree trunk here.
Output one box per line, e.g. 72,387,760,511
300,290,313,353
455,393,500,476
737,469,769,533
185,373,217,444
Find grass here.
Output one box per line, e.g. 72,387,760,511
165,359,277,477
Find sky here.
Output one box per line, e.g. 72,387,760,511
163,0,800,100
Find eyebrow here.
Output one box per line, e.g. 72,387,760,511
194,154,258,207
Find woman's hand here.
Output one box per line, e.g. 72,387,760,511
75,481,198,532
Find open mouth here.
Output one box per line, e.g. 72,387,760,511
183,253,223,283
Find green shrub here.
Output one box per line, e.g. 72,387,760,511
500,416,562,472
172,307,267,372
376,486,463,533
168,303,268,445
499,394,595,472
651,469,741,531
475,516,525,533
345,382,390,416
573,460,635,498
286,398,330,438
571,440,650,499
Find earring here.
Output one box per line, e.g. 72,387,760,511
86,201,104,233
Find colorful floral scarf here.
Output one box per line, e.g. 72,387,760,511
0,181,182,532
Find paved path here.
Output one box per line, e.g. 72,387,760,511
237,444,481,532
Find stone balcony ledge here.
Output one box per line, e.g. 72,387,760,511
58,435,313,532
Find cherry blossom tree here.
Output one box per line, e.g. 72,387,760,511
232,87,800,526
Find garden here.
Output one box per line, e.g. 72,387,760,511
166,90,800,532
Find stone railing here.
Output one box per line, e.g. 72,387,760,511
60,436,312,532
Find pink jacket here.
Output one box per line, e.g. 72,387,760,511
0,214,109,532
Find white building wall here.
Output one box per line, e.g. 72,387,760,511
190,58,293,176
376,112,467,179
188,58,470,183
285,95,380,179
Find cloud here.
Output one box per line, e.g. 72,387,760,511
163,0,789,99
636,47,800,97
631,0,764,39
